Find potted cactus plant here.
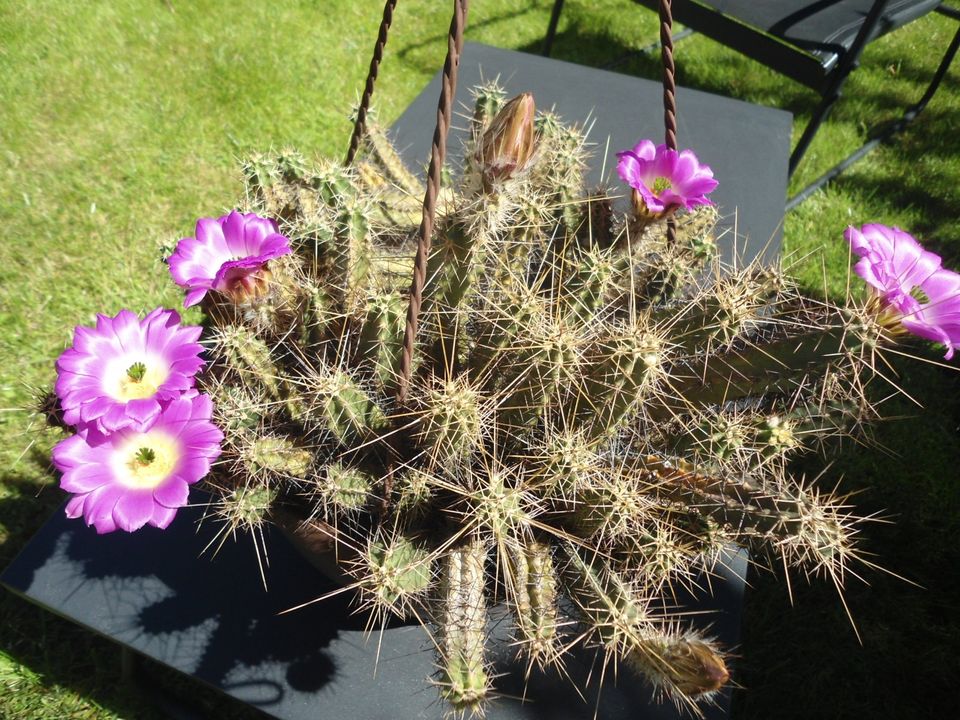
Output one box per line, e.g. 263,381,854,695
41,1,960,716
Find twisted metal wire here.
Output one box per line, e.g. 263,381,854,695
659,0,678,244
345,0,398,166
396,0,469,405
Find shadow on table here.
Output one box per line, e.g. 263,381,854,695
1,497,366,708
0,445,170,719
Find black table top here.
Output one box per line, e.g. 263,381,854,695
392,43,792,265
1,501,748,720
1,42,784,720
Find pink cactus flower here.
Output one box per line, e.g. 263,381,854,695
55,308,204,433
616,140,717,217
846,224,960,359
52,394,223,533
169,210,291,307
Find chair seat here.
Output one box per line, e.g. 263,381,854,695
705,0,939,67
636,0,942,86
539,0,960,191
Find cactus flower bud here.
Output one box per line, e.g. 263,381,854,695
477,92,536,186
661,638,730,696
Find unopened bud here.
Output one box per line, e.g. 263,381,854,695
662,638,730,696
477,92,536,186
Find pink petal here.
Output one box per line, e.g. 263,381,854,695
183,288,208,308
153,478,190,508
60,463,114,493
65,494,87,520
631,139,656,161
82,485,124,534
123,398,162,431
113,491,158,532
149,504,180,529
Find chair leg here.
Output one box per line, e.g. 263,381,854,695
787,21,960,210
542,0,566,57
788,91,842,177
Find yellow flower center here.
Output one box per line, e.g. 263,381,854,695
113,431,180,490
105,355,169,402
652,176,672,194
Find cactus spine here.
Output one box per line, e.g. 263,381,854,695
191,85,900,715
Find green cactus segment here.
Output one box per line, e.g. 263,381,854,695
471,83,506,138
438,541,490,713
212,384,263,432
572,475,649,541
499,315,583,430
576,192,616,250
362,122,424,199
667,403,857,466
560,246,617,322
358,291,407,390
533,112,586,231
627,243,705,306
561,543,654,652
643,457,852,570
243,436,314,479
218,484,277,532
302,367,387,445
678,413,751,463
614,516,726,585
651,276,779,356
562,544,728,698
577,325,663,437
756,414,801,457
212,325,304,418
396,469,436,518
318,462,373,513
300,284,335,350
534,430,598,499
214,325,282,397
471,468,531,540
506,540,559,663
243,150,310,220
417,379,482,460
423,222,484,372
329,197,372,313
653,316,869,418
365,534,433,609
470,286,540,381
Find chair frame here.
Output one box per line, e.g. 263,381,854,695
542,0,960,208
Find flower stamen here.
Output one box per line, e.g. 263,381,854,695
127,362,147,382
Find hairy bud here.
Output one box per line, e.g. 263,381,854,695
477,92,536,186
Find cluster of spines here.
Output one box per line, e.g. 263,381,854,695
197,81,892,716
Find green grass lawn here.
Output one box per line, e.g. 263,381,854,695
1,1,958,717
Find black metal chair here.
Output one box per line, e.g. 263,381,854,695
542,1,960,207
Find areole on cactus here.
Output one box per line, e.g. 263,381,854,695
48,81,960,716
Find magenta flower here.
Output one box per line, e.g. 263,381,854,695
845,224,941,311
846,223,960,359
55,308,204,433
52,394,223,533
616,140,717,216
169,210,291,307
